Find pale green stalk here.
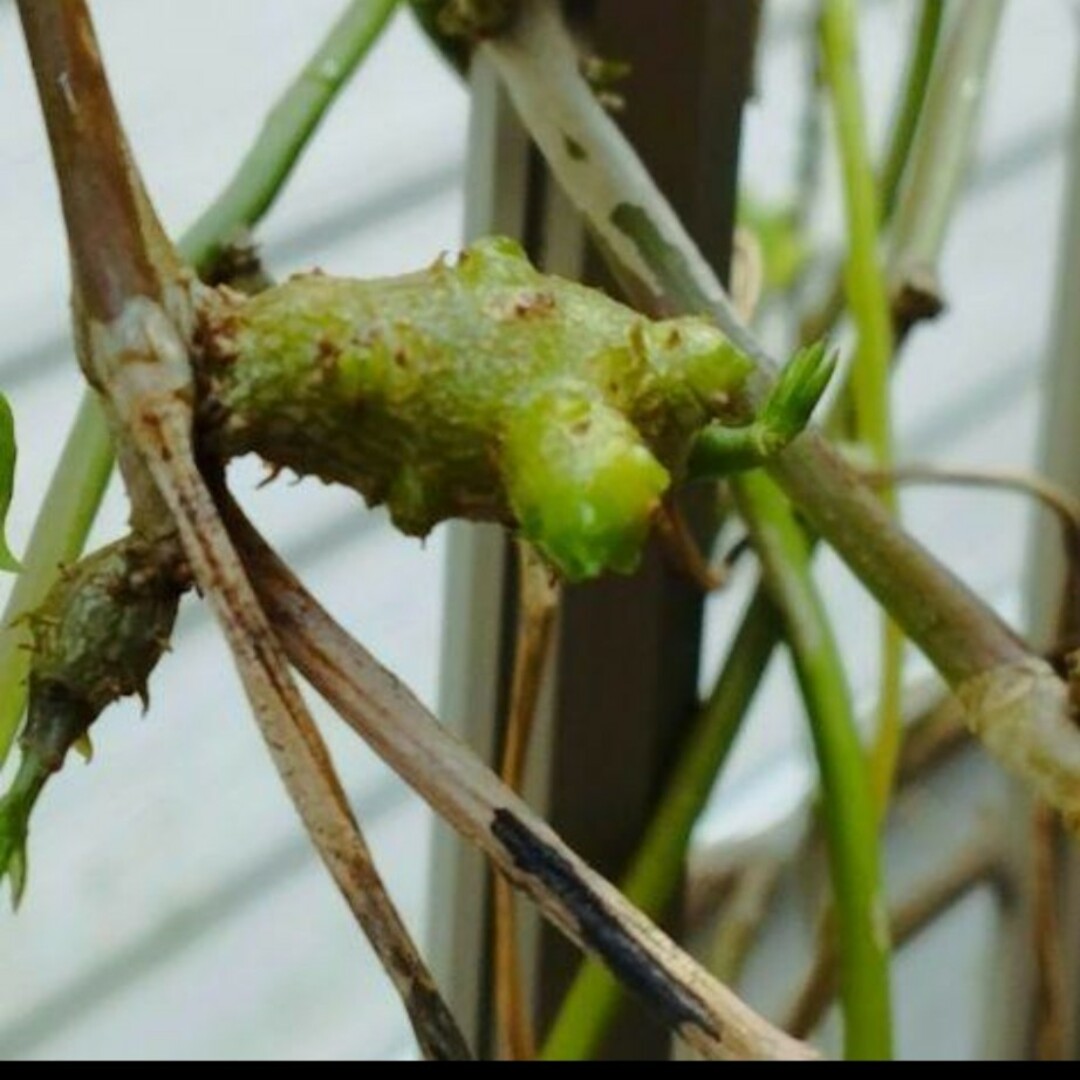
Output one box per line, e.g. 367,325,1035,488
0,0,402,765
735,472,891,1061
803,0,946,344
889,0,1008,284
879,0,945,225
820,0,903,812
820,0,895,467
183,0,401,272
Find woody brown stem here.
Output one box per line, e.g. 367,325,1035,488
223,493,815,1061
17,0,177,321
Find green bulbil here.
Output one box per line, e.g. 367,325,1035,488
28,538,181,732
200,236,751,581
503,386,670,580
0,536,183,904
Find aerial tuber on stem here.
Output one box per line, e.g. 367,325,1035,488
198,236,832,581
0,536,185,903
1,237,831,901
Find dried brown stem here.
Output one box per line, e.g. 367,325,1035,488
223,497,815,1061
494,542,560,1060
1032,802,1068,1061
19,0,198,542
147,427,470,1063
17,0,175,321
654,500,729,593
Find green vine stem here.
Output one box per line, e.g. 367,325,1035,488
802,0,945,344
820,0,896,468
819,0,903,812
0,396,113,767
879,0,946,226
484,0,1076,1043
735,472,892,1060
888,0,1007,306
182,0,401,272
820,1,898,473
0,0,402,765
541,592,782,1060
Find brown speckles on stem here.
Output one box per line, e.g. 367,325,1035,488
514,290,557,319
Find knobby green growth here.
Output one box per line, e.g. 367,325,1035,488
200,237,830,581
0,537,183,903
0,236,831,903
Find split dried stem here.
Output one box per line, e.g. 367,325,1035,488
224,495,815,1061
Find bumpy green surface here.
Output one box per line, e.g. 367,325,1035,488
0,537,182,903
201,237,750,580
28,538,181,740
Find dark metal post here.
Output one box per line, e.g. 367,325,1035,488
433,2,760,1059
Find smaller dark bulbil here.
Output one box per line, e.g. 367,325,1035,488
0,536,184,903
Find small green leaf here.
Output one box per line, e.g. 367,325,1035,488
688,343,837,479
0,393,21,573
757,341,838,452
0,750,50,908
0,791,31,909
